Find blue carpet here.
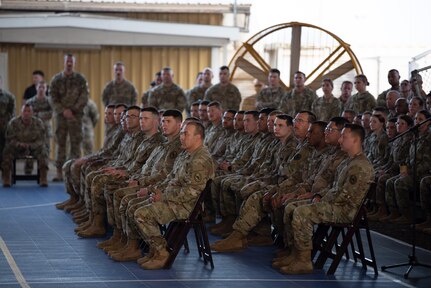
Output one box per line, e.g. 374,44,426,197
0,181,430,287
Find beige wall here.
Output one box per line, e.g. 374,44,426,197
0,44,212,152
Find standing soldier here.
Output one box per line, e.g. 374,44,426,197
102,62,137,107
186,68,213,115
338,80,353,111
50,53,89,181
82,99,100,156
344,74,376,114
311,78,341,121
0,75,16,168
279,71,317,116
26,80,53,174
256,68,285,110
377,69,401,108
141,72,162,107
148,67,186,112
2,104,48,187
205,66,242,111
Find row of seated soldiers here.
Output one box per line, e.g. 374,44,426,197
55,100,403,274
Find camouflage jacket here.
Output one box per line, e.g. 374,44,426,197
279,87,317,117
311,95,341,122
204,83,242,111
26,96,53,136
5,116,46,150
256,86,285,110
0,89,16,128
50,72,89,116
344,91,376,114
148,83,186,111
102,79,137,106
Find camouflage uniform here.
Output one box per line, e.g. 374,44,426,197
219,133,276,217
50,72,89,169
367,131,389,172
26,96,53,143
279,88,317,117
284,152,374,251
204,121,224,154
420,176,431,217
2,116,48,171
376,134,411,206
89,132,164,217
204,83,242,111
82,130,145,211
230,135,298,235
102,79,137,106
186,85,211,114
148,84,186,111
256,87,285,110
386,132,431,214
344,91,376,114
133,145,215,251
311,96,341,122
0,89,16,165
210,128,235,164
65,123,123,199
82,99,100,156
209,132,262,216
108,135,182,232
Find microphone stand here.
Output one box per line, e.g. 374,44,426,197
381,117,431,278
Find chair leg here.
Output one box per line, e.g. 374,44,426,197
315,227,340,270
327,227,356,275
364,218,379,275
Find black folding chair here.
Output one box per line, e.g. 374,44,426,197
312,182,378,275
12,156,40,184
163,180,214,269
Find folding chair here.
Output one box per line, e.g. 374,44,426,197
12,156,40,184
312,182,378,275
163,180,214,269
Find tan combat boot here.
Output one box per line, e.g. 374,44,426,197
209,215,235,236
2,169,11,187
210,230,247,252
39,168,48,187
111,239,142,262
140,248,170,270
279,249,313,274
272,247,297,269
97,228,121,249
138,246,155,265
77,215,106,238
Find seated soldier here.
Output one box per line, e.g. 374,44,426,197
133,121,215,270
2,104,48,187
274,123,374,274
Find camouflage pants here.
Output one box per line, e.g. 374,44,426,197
82,125,94,156
90,173,127,215
207,172,231,216
63,159,75,196
106,185,136,228
385,175,413,212
125,197,150,240
287,201,353,251
420,176,431,214
1,144,48,171
376,173,394,206
120,193,140,233
220,175,247,217
55,114,83,169
134,202,180,250
232,190,265,235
